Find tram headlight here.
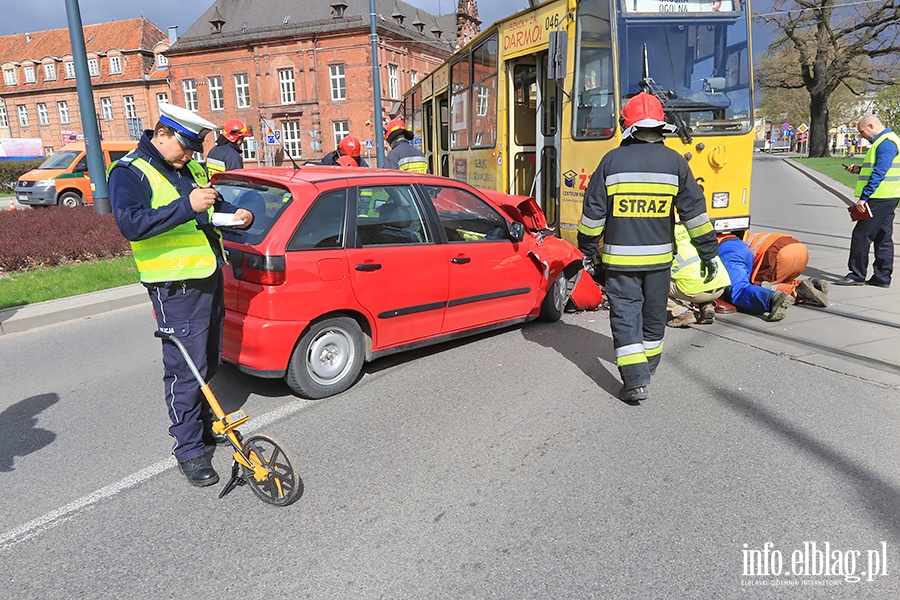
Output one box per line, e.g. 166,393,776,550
711,192,729,208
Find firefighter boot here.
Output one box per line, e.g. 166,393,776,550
795,279,828,307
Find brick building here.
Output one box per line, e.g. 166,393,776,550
167,0,480,165
0,18,171,155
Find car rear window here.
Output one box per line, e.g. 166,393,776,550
215,180,292,245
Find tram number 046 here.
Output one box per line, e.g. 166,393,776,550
545,14,560,30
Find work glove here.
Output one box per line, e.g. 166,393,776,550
582,255,597,276
700,258,718,284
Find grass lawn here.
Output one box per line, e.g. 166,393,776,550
793,156,859,189
0,255,139,310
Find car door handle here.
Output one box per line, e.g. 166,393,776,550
450,257,471,264
355,263,382,271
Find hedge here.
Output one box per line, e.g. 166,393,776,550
0,159,45,189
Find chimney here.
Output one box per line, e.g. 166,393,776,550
168,26,178,44
25,33,31,43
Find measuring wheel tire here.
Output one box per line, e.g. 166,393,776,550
241,434,302,507
58,191,84,208
286,316,365,399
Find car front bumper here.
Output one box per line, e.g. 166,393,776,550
15,184,56,206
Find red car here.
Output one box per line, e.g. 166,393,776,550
214,166,583,399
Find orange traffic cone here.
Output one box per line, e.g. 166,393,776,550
8,198,15,211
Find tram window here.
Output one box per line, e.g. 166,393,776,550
471,34,498,149
541,55,558,137
450,55,470,149
540,146,558,226
513,64,537,146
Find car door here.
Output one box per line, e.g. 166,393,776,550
345,183,449,350
423,183,543,334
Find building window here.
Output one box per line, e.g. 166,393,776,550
109,56,122,74
58,101,70,124
123,96,136,119
88,59,99,77
24,66,35,83
282,121,302,158
332,121,350,150
157,53,168,68
17,105,28,127
44,63,57,81
329,64,346,100
183,79,198,111
388,64,399,99
235,74,251,108
101,97,113,120
65,62,75,79
37,103,49,125
411,70,418,85
4,68,16,86
278,68,295,104
0,106,7,128
208,76,224,110
44,147,54,157
157,92,169,109
241,137,257,161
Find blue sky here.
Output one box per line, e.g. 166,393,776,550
0,1,529,37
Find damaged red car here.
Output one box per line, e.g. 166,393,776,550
215,166,583,399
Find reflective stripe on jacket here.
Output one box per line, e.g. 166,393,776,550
856,130,900,198
125,156,219,283
384,140,429,173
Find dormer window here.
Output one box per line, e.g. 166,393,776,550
44,63,57,81
431,26,443,39
210,6,226,34
24,65,35,83
412,15,426,34
157,53,168,68
392,5,405,26
109,55,122,74
331,0,348,18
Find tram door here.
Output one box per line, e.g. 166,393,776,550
436,93,450,177
507,54,559,228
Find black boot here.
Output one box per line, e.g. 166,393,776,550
178,456,219,487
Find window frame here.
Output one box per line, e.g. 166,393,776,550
109,55,122,74
37,103,49,125
282,120,302,158
235,73,251,108
183,79,199,111
57,101,70,124
329,64,346,101
0,106,8,128
43,63,57,81
123,95,136,119
278,68,296,104
24,65,35,83
208,76,224,111
100,97,113,120
17,105,28,127
88,58,100,77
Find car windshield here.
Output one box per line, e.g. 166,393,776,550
617,0,752,135
215,180,293,245
38,150,80,170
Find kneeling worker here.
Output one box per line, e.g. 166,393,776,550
667,223,731,327
743,230,829,307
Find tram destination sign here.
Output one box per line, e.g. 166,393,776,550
625,0,736,13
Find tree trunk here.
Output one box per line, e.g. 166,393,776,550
808,88,830,157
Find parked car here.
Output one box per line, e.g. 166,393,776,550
15,140,136,207
214,166,583,399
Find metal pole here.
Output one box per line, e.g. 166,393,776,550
65,0,110,214
370,0,386,167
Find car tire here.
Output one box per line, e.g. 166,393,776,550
539,271,567,322
58,191,83,208
286,316,365,399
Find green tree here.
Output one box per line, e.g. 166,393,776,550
756,0,900,157
872,85,900,132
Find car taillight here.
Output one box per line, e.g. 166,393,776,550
232,252,286,285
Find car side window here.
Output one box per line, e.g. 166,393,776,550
423,185,509,242
109,151,130,163
286,189,346,250
355,185,431,246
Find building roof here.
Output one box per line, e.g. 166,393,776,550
0,17,167,64
172,0,458,53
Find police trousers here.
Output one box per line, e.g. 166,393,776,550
848,198,898,285
605,268,670,388
146,271,224,462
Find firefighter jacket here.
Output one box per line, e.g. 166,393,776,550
206,135,245,174
577,139,718,271
384,139,429,173
855,129,900,200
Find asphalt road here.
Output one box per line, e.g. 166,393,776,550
1,156,899,599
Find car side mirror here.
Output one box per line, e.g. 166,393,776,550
508,221,526,241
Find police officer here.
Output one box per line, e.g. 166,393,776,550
206,119,250,175
383,118,428,172
108,104,254,487
321,135,370,167
577,92,719,403
837,114,899,288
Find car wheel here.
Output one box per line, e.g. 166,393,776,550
286,317,365,399
58,191,83,208
539,271,567,322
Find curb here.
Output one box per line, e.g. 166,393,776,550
0,283,148,335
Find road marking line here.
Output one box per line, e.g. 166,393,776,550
0,398,315,550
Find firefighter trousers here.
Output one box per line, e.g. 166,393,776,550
604,268,670,389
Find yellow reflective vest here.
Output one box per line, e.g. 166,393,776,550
671,224,730,295
855,130,900,198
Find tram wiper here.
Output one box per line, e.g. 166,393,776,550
638,43,693,145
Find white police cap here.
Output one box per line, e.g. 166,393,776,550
158,103,218,152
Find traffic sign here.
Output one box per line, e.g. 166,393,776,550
797,123,809,133
365,140,374,150
266,134,276,145
274,131,281,140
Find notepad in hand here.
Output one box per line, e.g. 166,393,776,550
848,202,873,221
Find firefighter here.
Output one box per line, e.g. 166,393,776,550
383,118,428,173
577,92,719,403
321,135,370,167
206,119,250,174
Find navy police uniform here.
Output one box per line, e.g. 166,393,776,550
109,119,240,467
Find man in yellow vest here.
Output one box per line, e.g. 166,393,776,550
109,103,253,487
838,114,899,288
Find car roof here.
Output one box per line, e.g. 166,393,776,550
212,165,444,187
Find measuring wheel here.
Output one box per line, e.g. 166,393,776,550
239,434,302,507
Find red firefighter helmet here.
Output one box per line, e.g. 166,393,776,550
223,119,250,143
338,135,362,158
336,155,358,167
384,118,414,143
619,92,676,139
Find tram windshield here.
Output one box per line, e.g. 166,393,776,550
616,1,752,135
